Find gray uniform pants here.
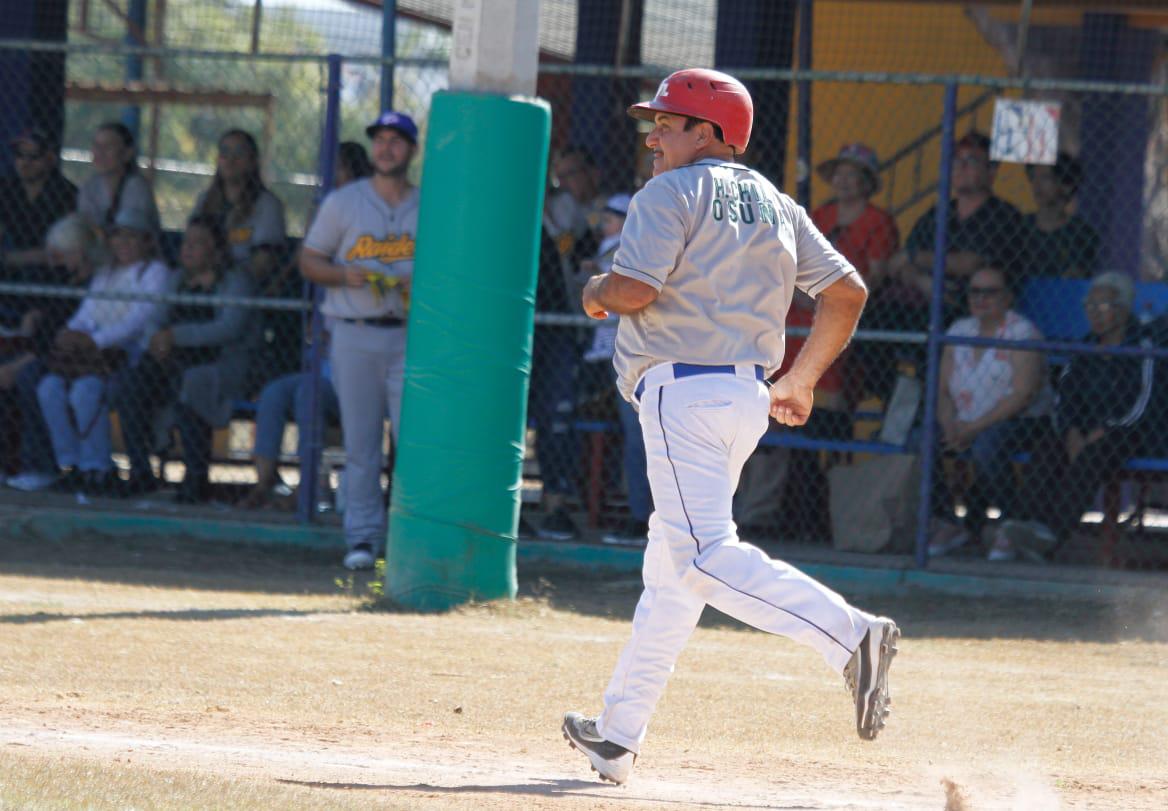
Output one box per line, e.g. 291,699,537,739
329,320,406,550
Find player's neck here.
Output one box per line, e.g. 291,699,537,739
371,172,412,205
691,143,737,165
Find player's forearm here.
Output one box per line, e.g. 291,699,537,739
299,250,347,287
585,272,659,316
784,274,867,388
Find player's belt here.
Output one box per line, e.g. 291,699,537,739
634,362,765,401
340,315,405,328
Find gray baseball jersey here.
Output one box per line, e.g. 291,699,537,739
191,188,287,265
303,178,418,319
611,158,855,402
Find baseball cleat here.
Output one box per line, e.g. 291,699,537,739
561,711,635,785
844,618,899,741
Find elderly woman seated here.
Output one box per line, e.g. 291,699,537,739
993,272,1162,561
36,207,170,495
928,265,1052,556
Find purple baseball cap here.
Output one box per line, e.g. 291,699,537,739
366,111,418,145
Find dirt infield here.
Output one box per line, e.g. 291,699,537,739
1,530,1166,810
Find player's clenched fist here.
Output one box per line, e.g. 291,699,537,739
768,376,813,426
582,274,610,320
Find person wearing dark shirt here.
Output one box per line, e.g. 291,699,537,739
1022,152,1099,279
0,129,79,327
0,129,78,274
889,131,1025,321
115,215,256,501
992,273,1157,561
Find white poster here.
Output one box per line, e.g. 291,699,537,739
989,98,1062,165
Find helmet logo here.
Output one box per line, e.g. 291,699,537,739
656,79,670,98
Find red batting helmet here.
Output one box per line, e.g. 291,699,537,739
627,68,754,153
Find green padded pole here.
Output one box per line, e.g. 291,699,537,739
386,92,550,611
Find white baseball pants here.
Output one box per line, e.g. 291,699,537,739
596,365,875,754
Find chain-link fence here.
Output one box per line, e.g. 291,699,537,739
1,1,1167,573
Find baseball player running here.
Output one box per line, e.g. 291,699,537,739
300,111,419,571
562,69,900,785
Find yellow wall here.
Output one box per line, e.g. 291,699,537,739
786,2,1037,236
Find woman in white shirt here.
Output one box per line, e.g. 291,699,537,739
929,265,1052,555
36,206,171,495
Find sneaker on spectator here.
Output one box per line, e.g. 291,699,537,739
517,513,538,540
6,471,57,492
51,469,85,494
117,471,162,498
537,508,578,541
601,518,649,548
998,519,1056,563
986,527,1017,562
927,518,969,557
82,470,120,498
343,542,376,571
175,475,210,505
561,711,636,784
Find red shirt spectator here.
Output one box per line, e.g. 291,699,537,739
811,200,898,279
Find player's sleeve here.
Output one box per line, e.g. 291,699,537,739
792,202,855,297
302,190,344,259
609,183,687,291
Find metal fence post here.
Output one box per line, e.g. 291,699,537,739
795,0,813,208
381,0,397,112
297,53,342,523
913,81,957,567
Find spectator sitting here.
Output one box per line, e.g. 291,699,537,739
36,206,170,495
992,272,1157,561
1,214,105,490
336,140,374,189
236,142,369,509
0,128,78,287
927,265,1053,556
888,131,1025,325
114,215,256,501
236,344,339,510
190,129,286,289
1022,152,1099,279
77,122,160,243
811,142,900,404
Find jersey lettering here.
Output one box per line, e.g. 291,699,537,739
345,233,416,264
711,179,769,227
229,225,254,246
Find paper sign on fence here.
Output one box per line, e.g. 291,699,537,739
990,98,1061,165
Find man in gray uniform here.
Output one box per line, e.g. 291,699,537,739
561,69,900,785
300,111,419,571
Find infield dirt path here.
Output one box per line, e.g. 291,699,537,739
1,533,1166,809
